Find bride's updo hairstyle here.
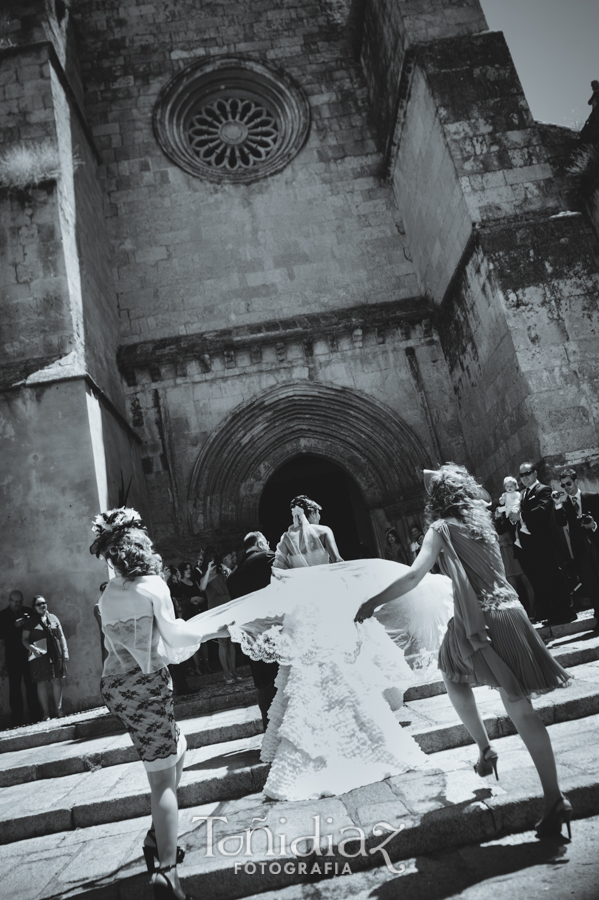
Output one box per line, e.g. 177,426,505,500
90,507,162,581
289,495,321,517
425,463,496,542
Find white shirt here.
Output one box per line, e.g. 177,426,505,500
98,575,203,676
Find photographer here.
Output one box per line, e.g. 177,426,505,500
514,462,575,626
554,468,599,632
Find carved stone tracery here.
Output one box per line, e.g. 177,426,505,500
153,56,310,183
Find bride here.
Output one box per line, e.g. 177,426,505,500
185,496,453,801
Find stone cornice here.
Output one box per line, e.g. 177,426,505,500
117,296,435,385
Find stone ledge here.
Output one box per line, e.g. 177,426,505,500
116,296,435,385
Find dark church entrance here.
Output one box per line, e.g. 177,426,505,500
258,455,377,560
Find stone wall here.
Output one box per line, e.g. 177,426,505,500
0,381,106,721
359,0,487,152
382,23,599,495
73,0,420,347
121,305,467,558
390,64,472,304
0,378,146,723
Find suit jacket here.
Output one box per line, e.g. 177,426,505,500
518,481,570,564
555,491,599,560
226,549,275,600
520,482,556,544
0,606,35,663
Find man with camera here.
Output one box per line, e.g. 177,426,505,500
553,468,599,632
513,462,576,626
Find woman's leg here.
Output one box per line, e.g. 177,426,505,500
50,678,64,716
147,760,186,898
442,675,490,751
37,681,50,718
498,688,562,813
218,639,232,679
200,644,211,672
227,640,237,677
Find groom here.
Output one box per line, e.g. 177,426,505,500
226,531,279,730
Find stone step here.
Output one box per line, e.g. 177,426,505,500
0,672,257,755
2,613,594,758
2,629,597,789
1,655,598,846
4,712,598,900
0,705,265,789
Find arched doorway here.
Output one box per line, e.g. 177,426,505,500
188,381,433,548
258,455,376,560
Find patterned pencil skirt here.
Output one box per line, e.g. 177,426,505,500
100,667,187,772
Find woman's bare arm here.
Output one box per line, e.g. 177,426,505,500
273,534,292,569
320,526,343,562
355,527,442,621
22,629,41,656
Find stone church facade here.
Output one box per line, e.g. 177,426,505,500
1,0,598,714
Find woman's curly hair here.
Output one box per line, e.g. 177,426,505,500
290,495,321,517
90,508,162,581
425,464,496,542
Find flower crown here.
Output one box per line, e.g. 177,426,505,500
91,507,145,536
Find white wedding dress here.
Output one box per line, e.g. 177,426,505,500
183,537,453,801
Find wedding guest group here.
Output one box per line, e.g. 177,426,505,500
494,463,577,627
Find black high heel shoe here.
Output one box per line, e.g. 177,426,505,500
152,863,195,900
473,745,499,780
535,796,573,840
143,828,186,872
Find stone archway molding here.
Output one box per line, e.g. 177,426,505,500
188,381,433,536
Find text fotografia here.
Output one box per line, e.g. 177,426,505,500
191,815,406,875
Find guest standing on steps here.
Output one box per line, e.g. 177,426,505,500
226,531,278,729
22,596,68,720
356,464,574,841
514,462,576,626
554,467,599,631
198,547,239,684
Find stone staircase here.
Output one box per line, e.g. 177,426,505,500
2,613,599,900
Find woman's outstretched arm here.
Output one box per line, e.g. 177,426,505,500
355,527,443,621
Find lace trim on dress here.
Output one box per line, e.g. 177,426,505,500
228,623,292,664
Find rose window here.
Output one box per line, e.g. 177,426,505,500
187,97,279,171
153,57,310,184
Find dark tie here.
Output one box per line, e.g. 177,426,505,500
571,496,580,516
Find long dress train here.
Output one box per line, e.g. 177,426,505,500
182,558,453,800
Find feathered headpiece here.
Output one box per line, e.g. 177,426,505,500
90,507,147,557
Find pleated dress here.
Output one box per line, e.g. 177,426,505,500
433,520,571,700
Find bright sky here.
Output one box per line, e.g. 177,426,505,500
480,0,599,130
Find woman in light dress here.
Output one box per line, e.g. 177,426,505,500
356,464,573,840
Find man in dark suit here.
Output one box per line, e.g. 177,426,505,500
226,531,278,730
513,462,576,626
554,468,599,630
0,590,42,725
